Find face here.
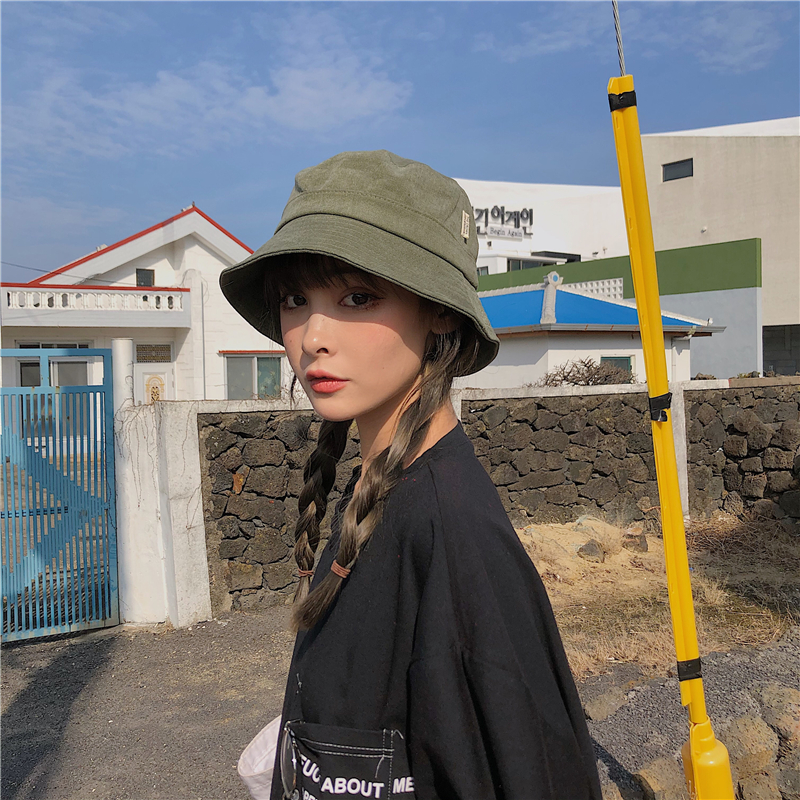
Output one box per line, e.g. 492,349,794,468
279,270,444,428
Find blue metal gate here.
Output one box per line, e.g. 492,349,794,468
1,348,119,642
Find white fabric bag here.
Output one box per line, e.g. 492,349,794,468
238,714,282,800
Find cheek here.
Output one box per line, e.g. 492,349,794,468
357,320,427,376
280,321,303,370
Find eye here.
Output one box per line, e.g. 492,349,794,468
342,292,378,308
280,293,306,309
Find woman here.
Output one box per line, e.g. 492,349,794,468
219,150,602,800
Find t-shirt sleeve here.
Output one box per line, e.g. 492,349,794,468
405,465,602,800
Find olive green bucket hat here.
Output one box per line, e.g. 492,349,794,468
218,149,500,375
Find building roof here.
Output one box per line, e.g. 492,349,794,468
645,117,799,138
479,274,723,335
23,205,253,287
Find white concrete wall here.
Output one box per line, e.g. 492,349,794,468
477,255,510,275
111,341,169,625
113,396,312,626
642,133,800,327
98,243,175,287
181,238,286,401
659,287,762,378
458,332,691,389
460,335,550,389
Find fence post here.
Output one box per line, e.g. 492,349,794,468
111,339,138,623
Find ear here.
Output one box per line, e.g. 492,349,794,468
429,303,460,335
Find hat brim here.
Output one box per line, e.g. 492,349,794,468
219,214,499,376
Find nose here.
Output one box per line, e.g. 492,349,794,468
301,310,333,356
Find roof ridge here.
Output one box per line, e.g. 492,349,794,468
478,283,545,298
28,206,253,286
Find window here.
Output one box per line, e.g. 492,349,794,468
662,158,693,182
19,360,88,387
20,362,41,387
477,266,489,277
136,268,155,287
18,342,90,349
601,355,632,375
507,258,556,272
17,342,91,387
52,361,88,386
226,356,282,400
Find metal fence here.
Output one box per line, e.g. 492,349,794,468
1,348,119,642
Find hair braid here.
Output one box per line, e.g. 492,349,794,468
290,322,479,632
291,418,352,606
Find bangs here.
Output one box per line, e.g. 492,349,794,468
263,253,391,308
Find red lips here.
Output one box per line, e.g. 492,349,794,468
306,370,348,394
306,370,345,382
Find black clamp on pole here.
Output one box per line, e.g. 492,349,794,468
677,657,702,682
608,90,637,112
648,392,672,422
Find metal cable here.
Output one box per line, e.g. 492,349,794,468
612,0,626,76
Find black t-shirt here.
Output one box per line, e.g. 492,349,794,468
271,420,601,800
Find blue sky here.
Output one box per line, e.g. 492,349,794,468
3,1,798,282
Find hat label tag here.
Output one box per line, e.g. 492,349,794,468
460,210,470,240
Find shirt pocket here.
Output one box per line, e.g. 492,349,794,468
282,720,416,800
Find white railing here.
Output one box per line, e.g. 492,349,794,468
4,287,187,313
565,277,624,300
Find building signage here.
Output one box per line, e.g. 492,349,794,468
486,225,524,239
474,206,534,232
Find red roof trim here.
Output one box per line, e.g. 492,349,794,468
191,206,253,255
2,282,190,292
218,350,285,355
28,206,253,286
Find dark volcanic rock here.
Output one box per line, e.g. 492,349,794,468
578,539,605,563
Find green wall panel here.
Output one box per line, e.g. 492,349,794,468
478,238,761,298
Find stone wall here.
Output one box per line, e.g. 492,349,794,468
461,394,663,530
197,381,800,615
685,383,800,519
198,411,360,615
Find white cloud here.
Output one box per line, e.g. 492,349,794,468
472,3,790,75
649,4,786,74
250,8,412,130
473,5,612,63
4,8,412,162
4,2,156,51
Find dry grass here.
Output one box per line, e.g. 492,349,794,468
516,513,797,678
686,512,800,626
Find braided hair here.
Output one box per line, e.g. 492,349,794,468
263,253,480,631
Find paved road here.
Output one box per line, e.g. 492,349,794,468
3,607,798,800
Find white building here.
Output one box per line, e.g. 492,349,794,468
642,117,800,374
454,178,629,276
1,205,290,402
456,119,798,379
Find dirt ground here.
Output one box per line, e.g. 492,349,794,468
520,513,799,677
2,608,296,800
2,513,798,800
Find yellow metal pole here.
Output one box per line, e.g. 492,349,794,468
607,72,735,800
